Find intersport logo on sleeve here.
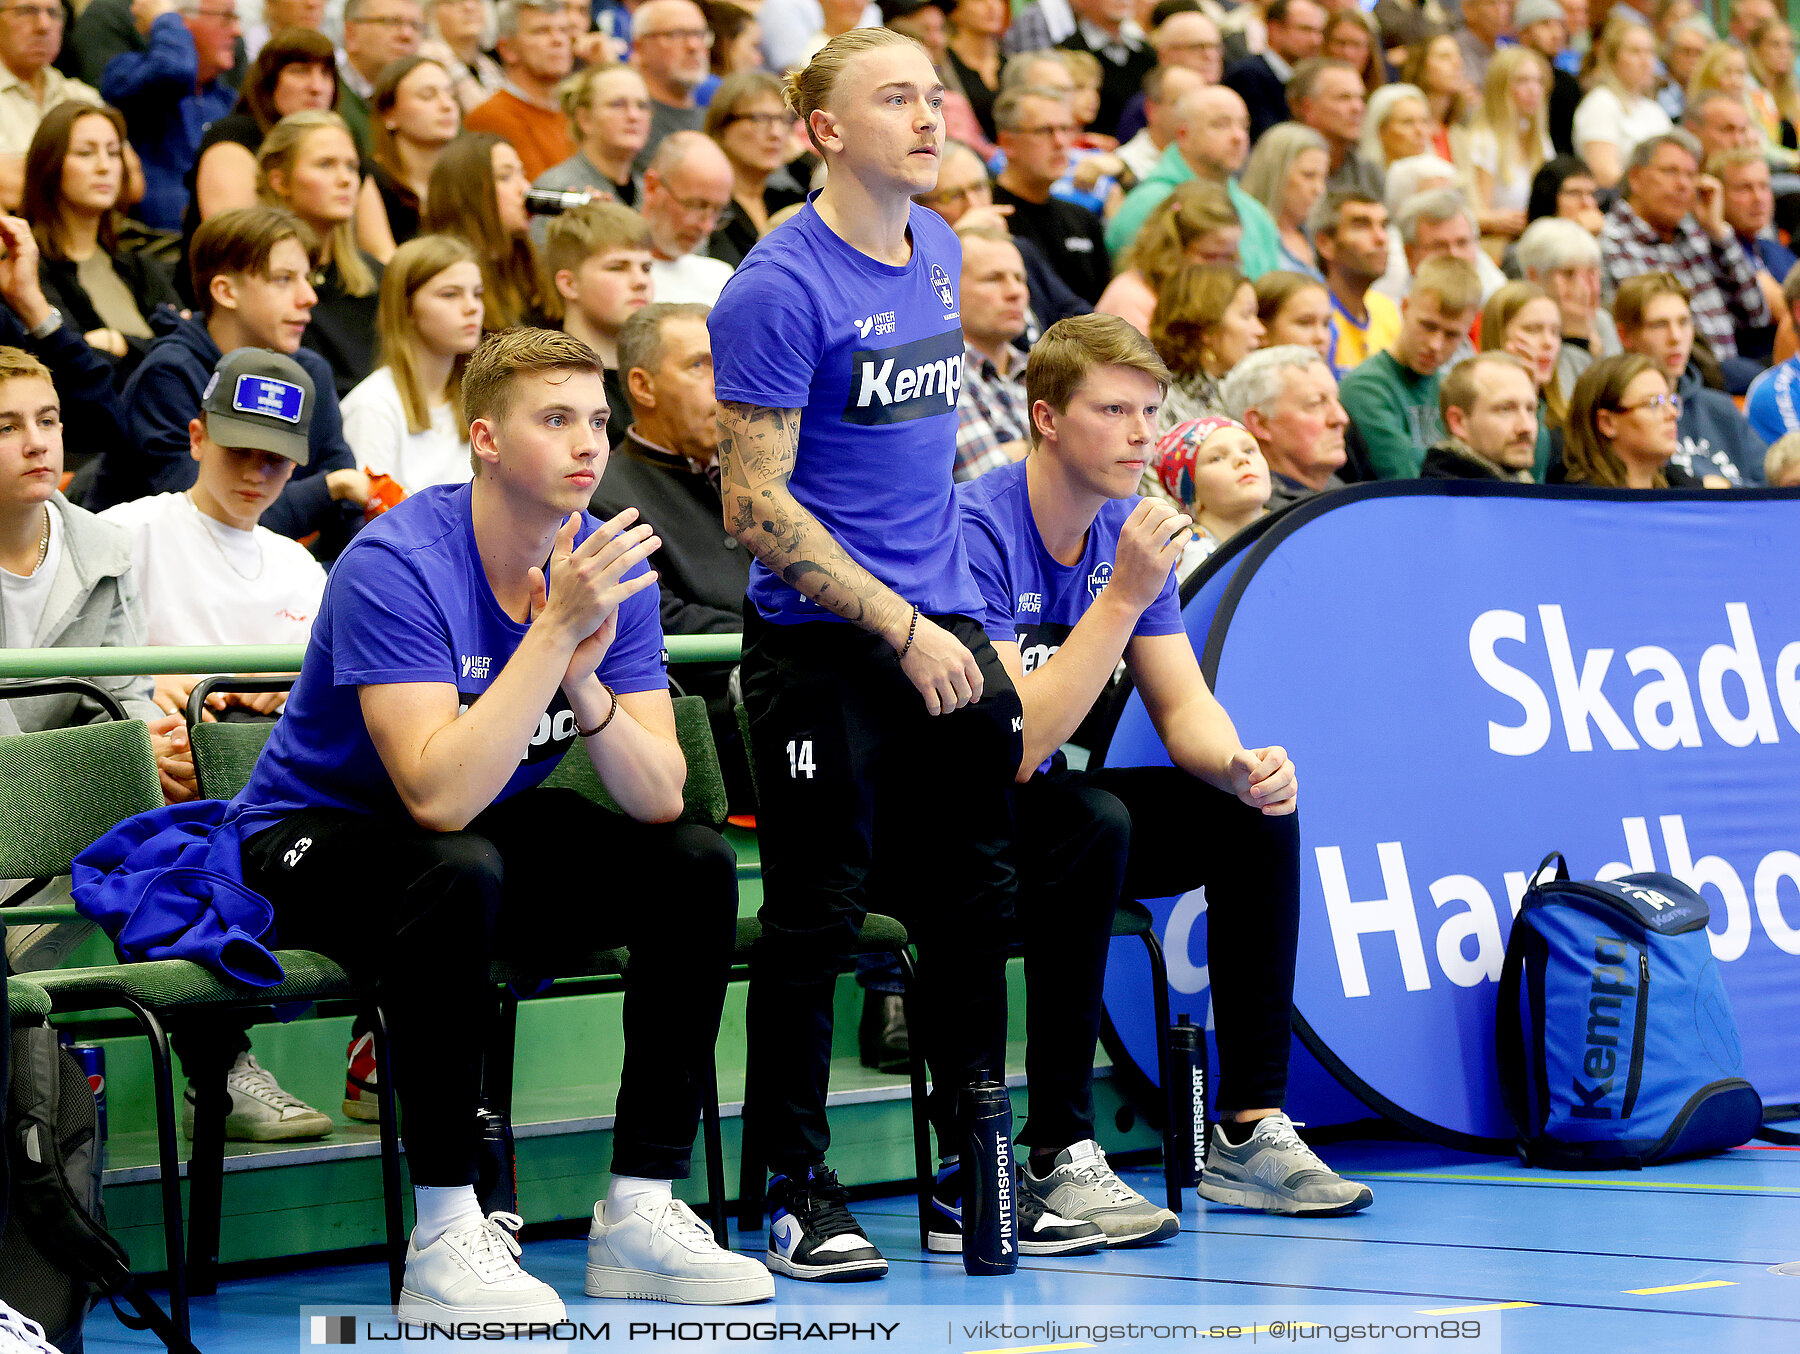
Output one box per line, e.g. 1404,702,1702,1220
842,330,963,426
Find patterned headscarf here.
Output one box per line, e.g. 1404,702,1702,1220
1154,416,1248,503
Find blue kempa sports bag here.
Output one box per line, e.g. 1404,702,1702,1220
1495,852,1763,1169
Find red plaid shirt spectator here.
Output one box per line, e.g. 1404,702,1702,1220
1599,138,1770,363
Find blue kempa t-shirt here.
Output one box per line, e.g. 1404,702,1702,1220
958,459,1183,666
708,194,983,624
231,483,667,832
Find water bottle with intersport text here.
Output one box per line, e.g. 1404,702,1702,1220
961,1074,1017,1276
1169,1014,1209,1187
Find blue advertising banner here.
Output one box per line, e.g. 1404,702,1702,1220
1098,482,1800,1149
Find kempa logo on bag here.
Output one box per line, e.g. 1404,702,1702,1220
1572,936,1638,1119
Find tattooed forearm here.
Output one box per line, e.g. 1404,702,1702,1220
717,400,911,641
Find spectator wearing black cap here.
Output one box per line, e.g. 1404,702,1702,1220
99,347,328,716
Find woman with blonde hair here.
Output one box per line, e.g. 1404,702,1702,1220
257,109,382,397
1743,22,1800,173
1686,40,1753,110
1480,280,1564,477
1361,84,1435,174
1459,48,1553,241
1239,122,1330,279
1562,352,1691,487
1400,35,1471,163
1573,18,1672,187
1150,264,1264,433
1097,180,1242,333
536,64,652,210
341,234,486,491
423,132,544,331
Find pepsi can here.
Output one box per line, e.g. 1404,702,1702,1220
67,1042,107,1172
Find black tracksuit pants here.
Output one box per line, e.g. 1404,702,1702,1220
921,764,1302,1153
239,787,738,1187
739,609,1024,1176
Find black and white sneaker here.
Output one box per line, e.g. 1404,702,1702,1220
766,1166,887,1282
925,1161,1105,1257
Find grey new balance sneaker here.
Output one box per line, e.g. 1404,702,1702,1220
1199,1112,1373,1217
1020,1141,1179,1247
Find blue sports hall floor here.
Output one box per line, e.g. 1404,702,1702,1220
82,1140,1800,1354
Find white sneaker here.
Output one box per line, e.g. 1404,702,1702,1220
0,1299,59,1354
398,1212,566,1328
587,1196,774,1305
181,1051,333,1142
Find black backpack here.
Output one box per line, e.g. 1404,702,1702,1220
1,1025,188,1354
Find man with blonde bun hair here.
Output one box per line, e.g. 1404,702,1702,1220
709,28,1026,1284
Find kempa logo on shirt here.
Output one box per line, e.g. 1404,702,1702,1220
461,654,492,680
843,330,963,426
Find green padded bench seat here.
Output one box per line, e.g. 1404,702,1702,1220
30,950,359,1013
6,974,50,1022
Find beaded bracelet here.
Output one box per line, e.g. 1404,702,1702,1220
897,606,920,660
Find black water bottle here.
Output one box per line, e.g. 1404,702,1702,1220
1170,1014,1209,1188
961,1074,1017,1276
474,1105,518,1215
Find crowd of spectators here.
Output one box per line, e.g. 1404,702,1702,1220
5,0,1800,1160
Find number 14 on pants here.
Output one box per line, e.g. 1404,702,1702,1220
786,740,816,779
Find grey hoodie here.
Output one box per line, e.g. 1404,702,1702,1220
0,491,158,736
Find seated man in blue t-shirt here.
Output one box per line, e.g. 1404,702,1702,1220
957,313,1373,1223
226,328,773,1322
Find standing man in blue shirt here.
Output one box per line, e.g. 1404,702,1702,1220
708,27,1024,1283
958,313,1373,1222
226,327,774,1322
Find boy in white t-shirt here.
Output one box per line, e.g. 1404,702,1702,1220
101,348,329,720
98,347,334,1144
